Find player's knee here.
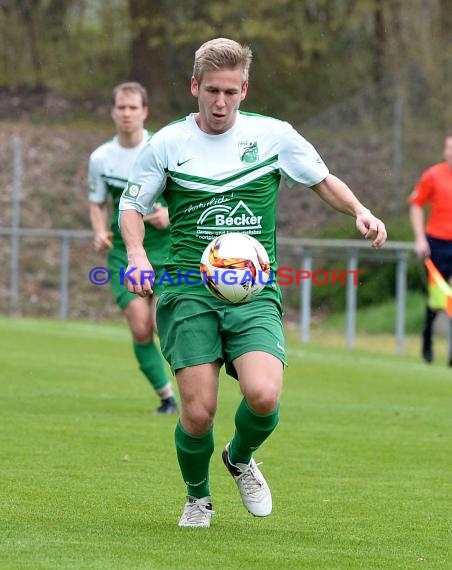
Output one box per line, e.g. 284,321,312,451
181,402,216,435
131,322,153,344
246,389,280,415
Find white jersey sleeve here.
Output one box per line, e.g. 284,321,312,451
88,151,108,204
278,122,329,188
119,134,167,216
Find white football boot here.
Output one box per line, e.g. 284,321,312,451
178,496,214,528
222,443,272,517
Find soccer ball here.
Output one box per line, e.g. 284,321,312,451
200,233,271,303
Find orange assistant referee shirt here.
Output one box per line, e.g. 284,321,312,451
409,162,452,240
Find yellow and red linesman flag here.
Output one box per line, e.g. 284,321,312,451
424,258,452,317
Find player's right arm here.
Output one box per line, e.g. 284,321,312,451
120,210,154,296
88,151,112,251
408,169,432,258
119,132,168,295
89,202,112,251
409,204,430,258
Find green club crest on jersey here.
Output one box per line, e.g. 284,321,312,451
238,141,259,163
124,182,142,200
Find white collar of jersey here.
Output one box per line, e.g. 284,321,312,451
113,129,149,150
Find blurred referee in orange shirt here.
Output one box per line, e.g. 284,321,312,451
409,133,452,364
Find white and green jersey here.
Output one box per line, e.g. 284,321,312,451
119,111,329,298
88,130,170,257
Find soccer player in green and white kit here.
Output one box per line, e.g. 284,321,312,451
119,39,387,527
89,82,177,414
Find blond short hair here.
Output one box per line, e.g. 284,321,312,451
193,38,253,84
111,82,148,107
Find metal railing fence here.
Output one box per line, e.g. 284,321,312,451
1,227,416,353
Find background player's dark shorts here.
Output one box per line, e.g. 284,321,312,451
108,247,166,310
156,293,286,379
427,235,452,281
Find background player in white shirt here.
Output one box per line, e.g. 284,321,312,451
89,82,177,414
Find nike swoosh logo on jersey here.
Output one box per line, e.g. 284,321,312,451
276,342,285,352
177,158,193,167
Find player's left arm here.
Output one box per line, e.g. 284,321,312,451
144,203,169,229
311,174,387,249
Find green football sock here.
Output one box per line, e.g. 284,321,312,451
175,421,214,499
133,340,170,392
228,398,280,465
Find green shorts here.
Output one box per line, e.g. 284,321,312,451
108,247,166,310
156,293,286,379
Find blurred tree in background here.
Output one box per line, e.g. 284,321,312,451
0,0,450,124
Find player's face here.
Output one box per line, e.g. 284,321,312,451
111,91,148,135
191,68,248,134
444,136,452,167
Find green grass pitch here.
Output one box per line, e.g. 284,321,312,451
1,317,451,569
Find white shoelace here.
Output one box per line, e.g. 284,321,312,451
237,462,266,497
181,501,213,525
